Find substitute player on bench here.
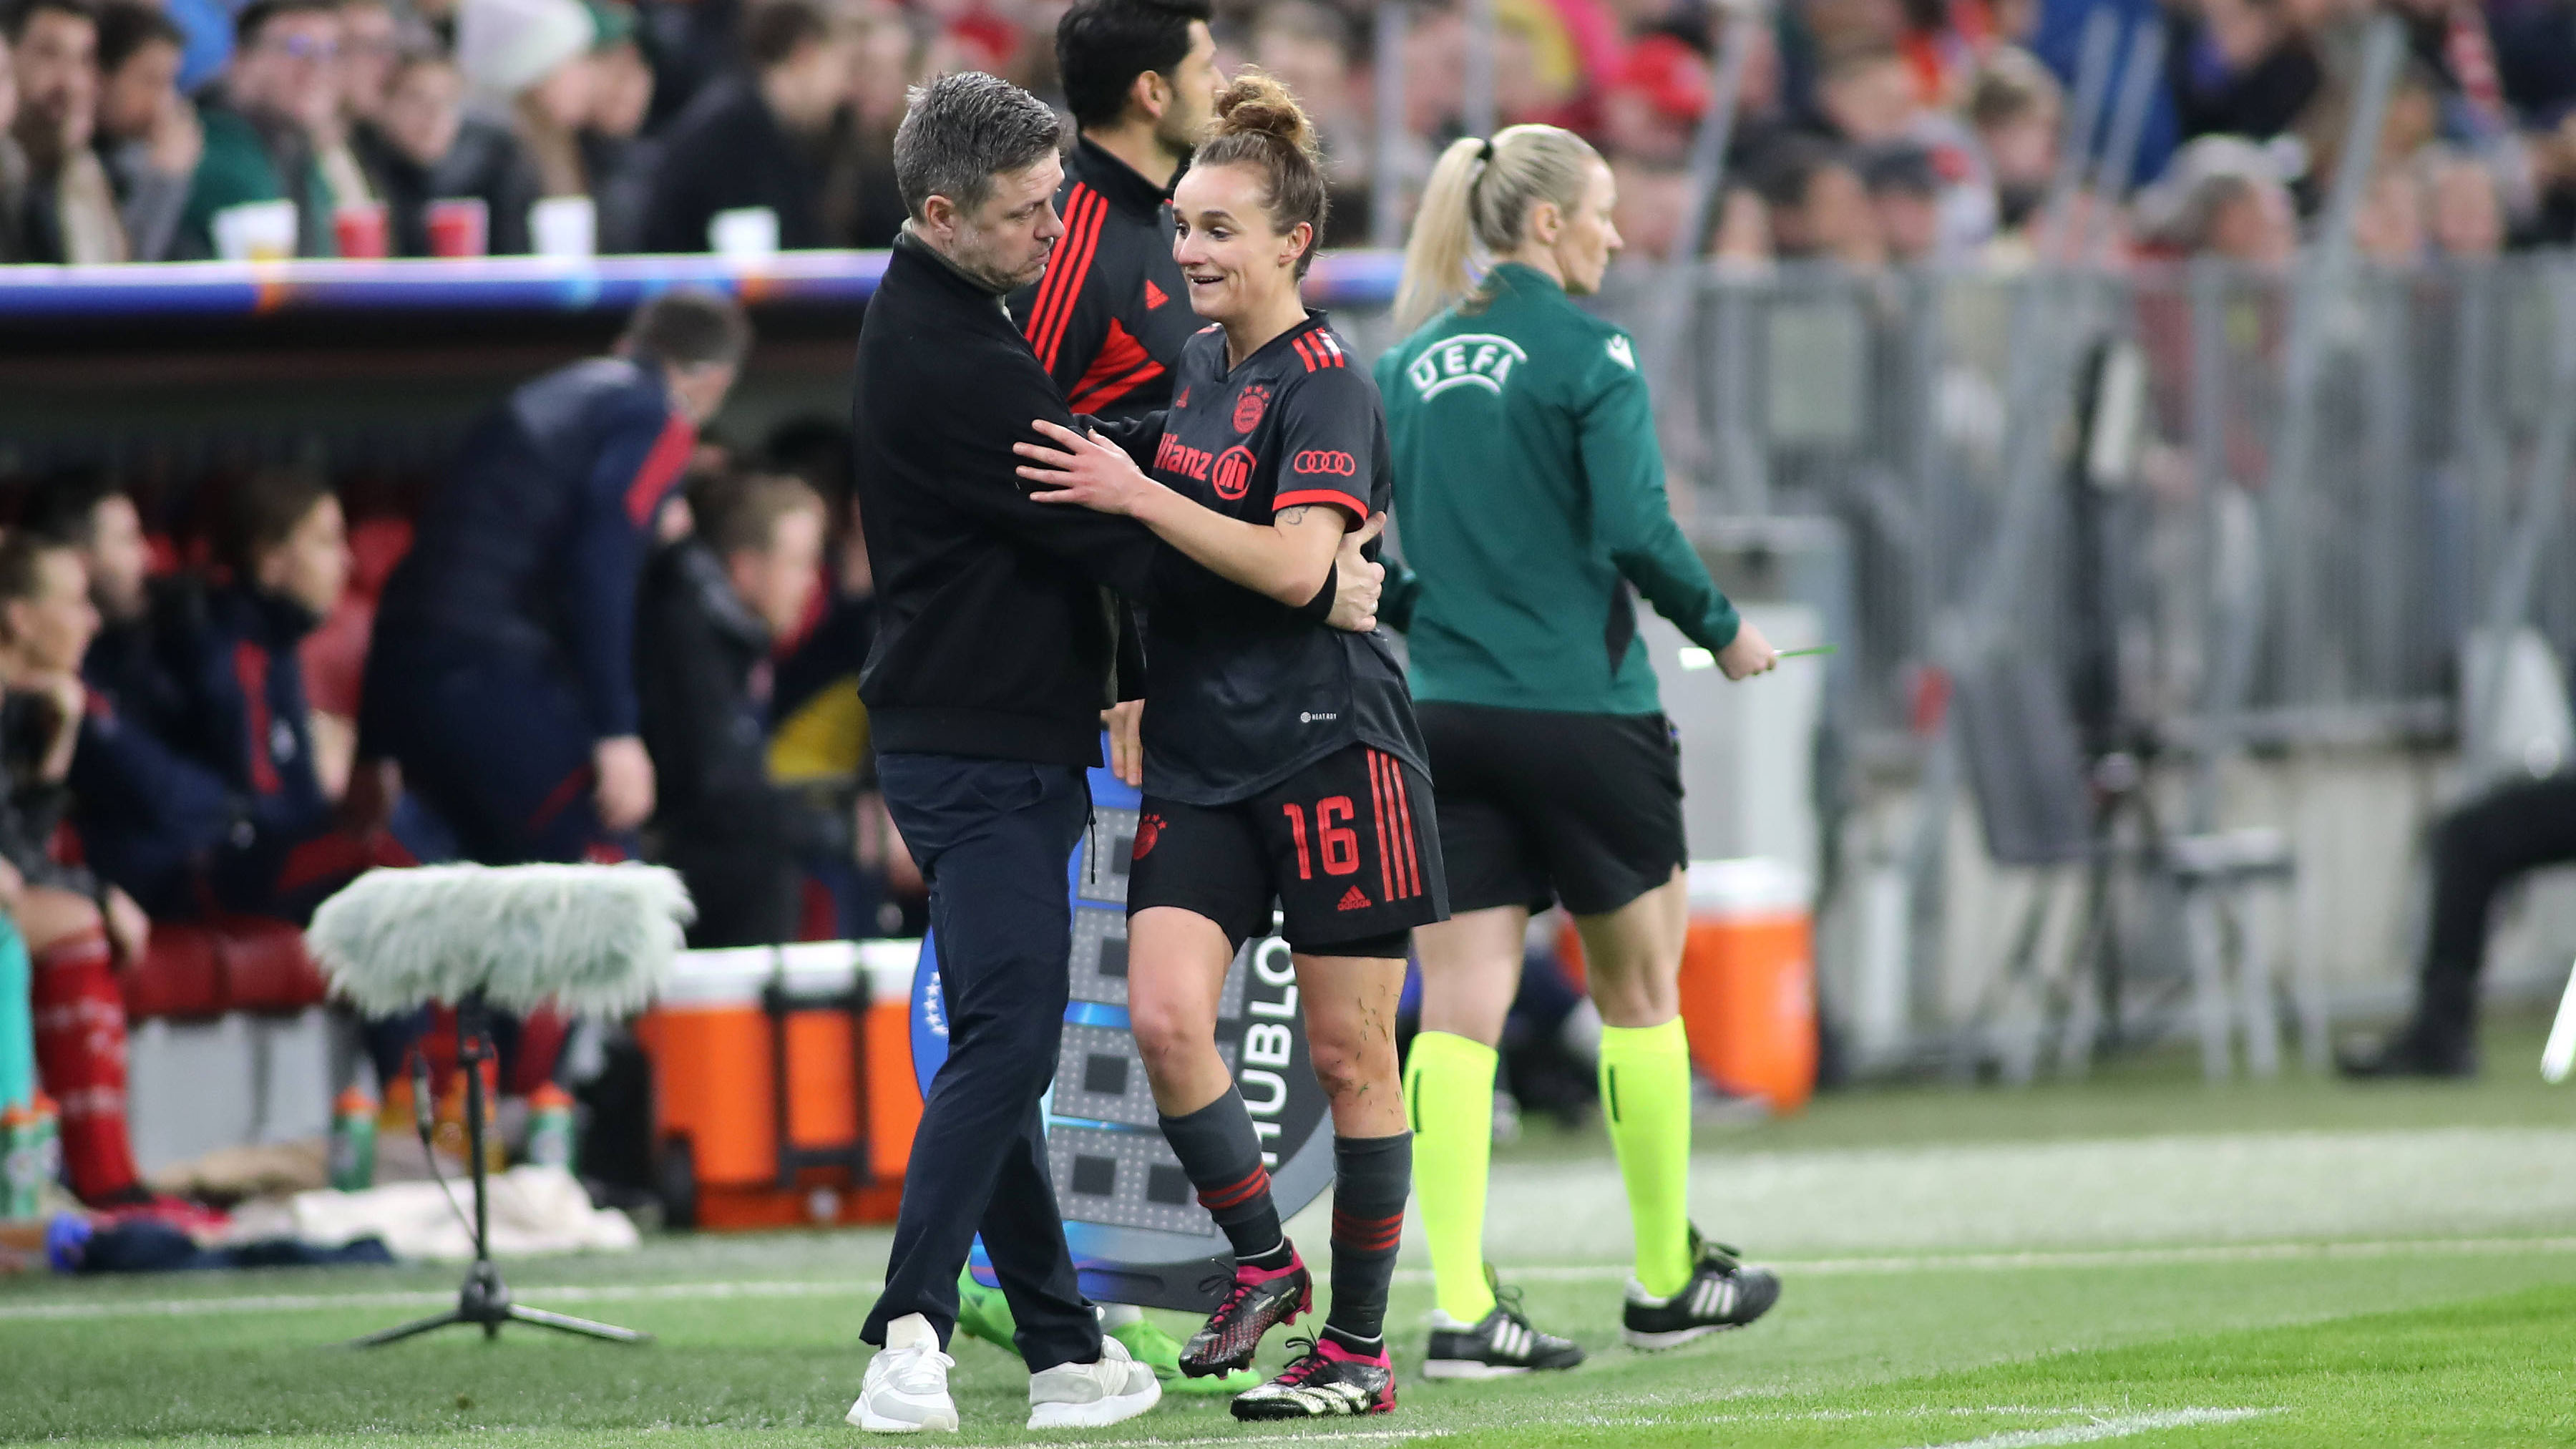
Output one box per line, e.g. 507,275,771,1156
1015,75,1436,1421
1377,125,1784,1378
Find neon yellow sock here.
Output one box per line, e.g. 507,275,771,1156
1599,1017,1694,1299
1403,1030,1498,1322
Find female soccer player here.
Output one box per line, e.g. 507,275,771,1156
1013,74,1438,1421
1375,125,1784,1379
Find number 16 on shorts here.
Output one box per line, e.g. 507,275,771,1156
1260,746,1448,952
1128,744,1450,955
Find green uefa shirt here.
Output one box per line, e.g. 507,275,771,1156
1375,262,1740,717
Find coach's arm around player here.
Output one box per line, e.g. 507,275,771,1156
1015,417,1387,625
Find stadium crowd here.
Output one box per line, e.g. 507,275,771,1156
0,290,919,1210
0,0,2572,266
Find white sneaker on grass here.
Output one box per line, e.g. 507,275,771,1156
1026,1332,1163,1430
849,1313,959,1433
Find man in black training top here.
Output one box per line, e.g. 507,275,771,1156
1010,0,1219,421
962,0,1254,1397
841,72,1381,1437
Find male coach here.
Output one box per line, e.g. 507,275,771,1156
845,72,1382,1435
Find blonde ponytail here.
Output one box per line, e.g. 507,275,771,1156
1392,124,1606,333
1395,137,1493,331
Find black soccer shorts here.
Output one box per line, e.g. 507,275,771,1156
1126,743,1448,957
1417,701,1688,918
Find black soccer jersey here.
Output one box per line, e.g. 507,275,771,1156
1009,138,1204,424
1128,311,1428,807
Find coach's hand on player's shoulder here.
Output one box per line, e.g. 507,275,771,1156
1717,618,1779,680
1018,419,1158,517
1327,514,1387,633
1101,701,1145,786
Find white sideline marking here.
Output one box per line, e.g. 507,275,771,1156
1396,1234,2576,1284
0,1277,887,1322
1071,1423,1443,1433
6,1232,2572,1324
1908,1408,2276,1448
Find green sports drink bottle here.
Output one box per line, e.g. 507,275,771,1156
526,1083,577,1174
329,1087,378,1191
1,1103,34,1219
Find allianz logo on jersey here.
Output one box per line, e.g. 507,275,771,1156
1406,334,1529,399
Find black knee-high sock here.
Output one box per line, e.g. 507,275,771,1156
1324,1131,1411,1346
1160,1088,1287,1265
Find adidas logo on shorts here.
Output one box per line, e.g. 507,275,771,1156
1336,886,1370,912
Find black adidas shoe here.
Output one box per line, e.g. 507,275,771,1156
1423,1274,1584,1379
2336,1023,2477,1080
1180,1250,1311,1377
1229,1334,1396,1420
1620,1231,1781,1350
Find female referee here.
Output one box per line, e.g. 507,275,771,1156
1013,74,1437,1420
1375,125,1783,1379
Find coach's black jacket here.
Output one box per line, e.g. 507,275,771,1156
852,229,1164,767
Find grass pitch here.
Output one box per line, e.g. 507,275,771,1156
5,1012,2571,1448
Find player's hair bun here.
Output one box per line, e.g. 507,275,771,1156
1197,69,1332,275
1211,72,1319,160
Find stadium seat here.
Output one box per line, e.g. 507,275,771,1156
119,918,331,1020
215,918,329,1015
118,923,226,1020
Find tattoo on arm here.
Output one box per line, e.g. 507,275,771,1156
1277,505,1314,525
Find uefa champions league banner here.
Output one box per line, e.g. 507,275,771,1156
911,754,1335,1312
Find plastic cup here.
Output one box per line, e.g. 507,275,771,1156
426,197,489,258
333,201,390,260
709,205,780,260
210,200,298,262
530,195,597,259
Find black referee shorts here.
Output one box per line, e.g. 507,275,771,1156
1418,701,1687,918
1127,743,1448,957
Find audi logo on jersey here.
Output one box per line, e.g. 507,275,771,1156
1292,450,1357,477
1212,445,1257,499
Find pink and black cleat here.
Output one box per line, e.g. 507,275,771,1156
1179,1247,1312,1377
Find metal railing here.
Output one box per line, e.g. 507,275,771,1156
1527,255,2576,762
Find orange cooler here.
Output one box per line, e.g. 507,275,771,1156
637,940,923,1230
1679,859,1816,1113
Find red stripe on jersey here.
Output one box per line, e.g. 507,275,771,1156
1370,749,1405,899
1023,185,1086,361
1315,331,1345,367
1022,183,1096,359
1068,358,1164,414
1025,186,1087,364
1288,334,1312,371
1066,317,1158,411
1390,755,1423,898
624,413,696,527
1049,187,1111,364
1272,488,1366,521
232,642,280,795
1035,190,1109,371
1368,751,1395,903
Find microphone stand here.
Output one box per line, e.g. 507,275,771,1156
351,990,649,1347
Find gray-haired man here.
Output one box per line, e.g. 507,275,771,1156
844,72,1379,1434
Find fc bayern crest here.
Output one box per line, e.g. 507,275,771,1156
911,747,1332,1312
1232,384,1269,434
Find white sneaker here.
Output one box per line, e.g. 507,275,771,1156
1025,1332,1163,1430
849,1314,960,1433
